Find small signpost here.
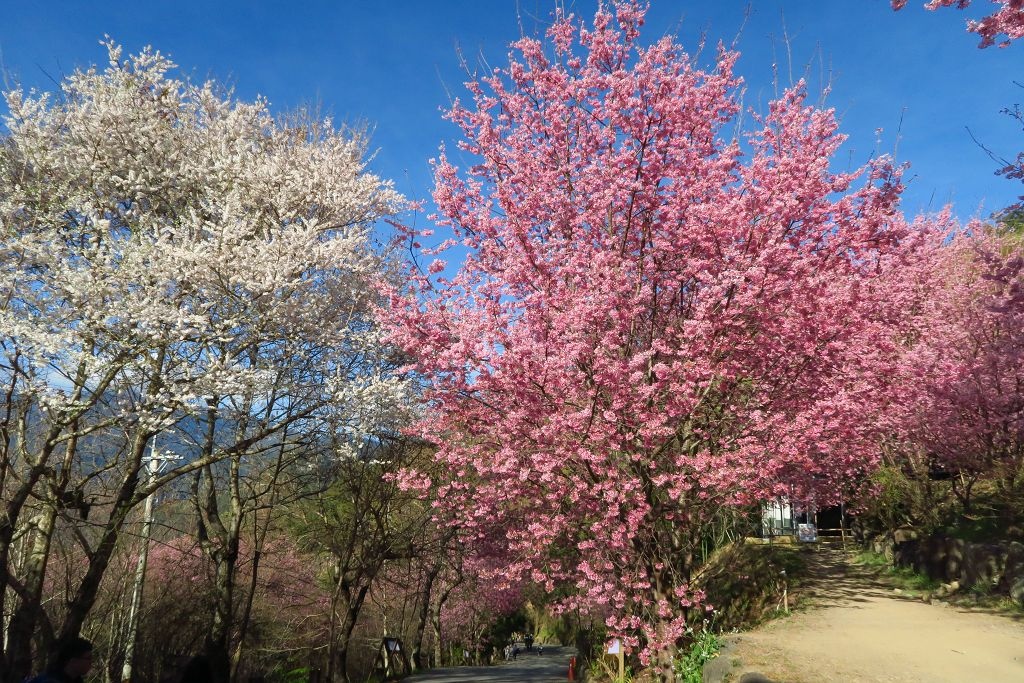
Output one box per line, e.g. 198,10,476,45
797,523,818,543
373,637,410,680
607,638,624,682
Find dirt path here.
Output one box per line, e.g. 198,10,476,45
718,540,1024,683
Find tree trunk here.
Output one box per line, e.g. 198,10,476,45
192,396,234,683
953,472,977,515
0,453,56,679
1,353,118,681
650,565,683,683
230,547,260,680
4,505,57,683
429,593,444,668
324,558,344,683
333,583,370,683
54,493,137,658
51,344,163,667
230,433,286,682
0,467,45,681
205,540,238,683
410,564,439,672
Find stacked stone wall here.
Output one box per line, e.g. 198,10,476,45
883,534,1024,606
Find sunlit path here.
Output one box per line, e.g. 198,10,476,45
409,644,575,682
715,540,1024,682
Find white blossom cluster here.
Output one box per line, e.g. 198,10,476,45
0,41,408,454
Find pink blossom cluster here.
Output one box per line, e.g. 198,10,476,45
884,227,1024,484
892,0,1024,47
438,558,526,646
146,534,328,637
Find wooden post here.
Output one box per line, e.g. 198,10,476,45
781,569,789,613
618,649,624,682
840,501,847,552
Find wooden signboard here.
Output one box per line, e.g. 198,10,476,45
373,637,411,680
607,638,624,681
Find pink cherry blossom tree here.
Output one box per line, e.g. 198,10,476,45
892,1,1024,48
136,533,327,681
886,227,1024,516
388,1,928,674
435,555,525,664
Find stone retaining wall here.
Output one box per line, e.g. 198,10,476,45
884,535,1024,606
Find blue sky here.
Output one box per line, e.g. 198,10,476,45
0,1,1020,224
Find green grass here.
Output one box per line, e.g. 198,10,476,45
852,548,1024,616
699,542,811,631
851,550,890,567
889,566,941,592
851,549,940,595
930,484,1024,543
586,658,634,682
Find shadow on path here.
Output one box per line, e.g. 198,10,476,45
802,539,1024,620
794,539,895,606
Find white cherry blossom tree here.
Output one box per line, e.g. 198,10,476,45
0,42,406,682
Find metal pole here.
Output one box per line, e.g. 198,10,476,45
121,441,161,683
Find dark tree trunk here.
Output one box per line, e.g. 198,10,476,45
204,540,239,683
53,465,144,657
429,580,455,669
0,448,57,681
333,583,370,683
410,564,439,672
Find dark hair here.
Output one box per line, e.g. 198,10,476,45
51,636,93,671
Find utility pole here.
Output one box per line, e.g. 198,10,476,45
121,440,177,683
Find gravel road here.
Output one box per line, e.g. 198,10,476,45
409,644,575,682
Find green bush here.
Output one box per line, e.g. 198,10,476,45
674,624,721,683
276,667,310,683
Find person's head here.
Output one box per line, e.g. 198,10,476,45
52,637,93,678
